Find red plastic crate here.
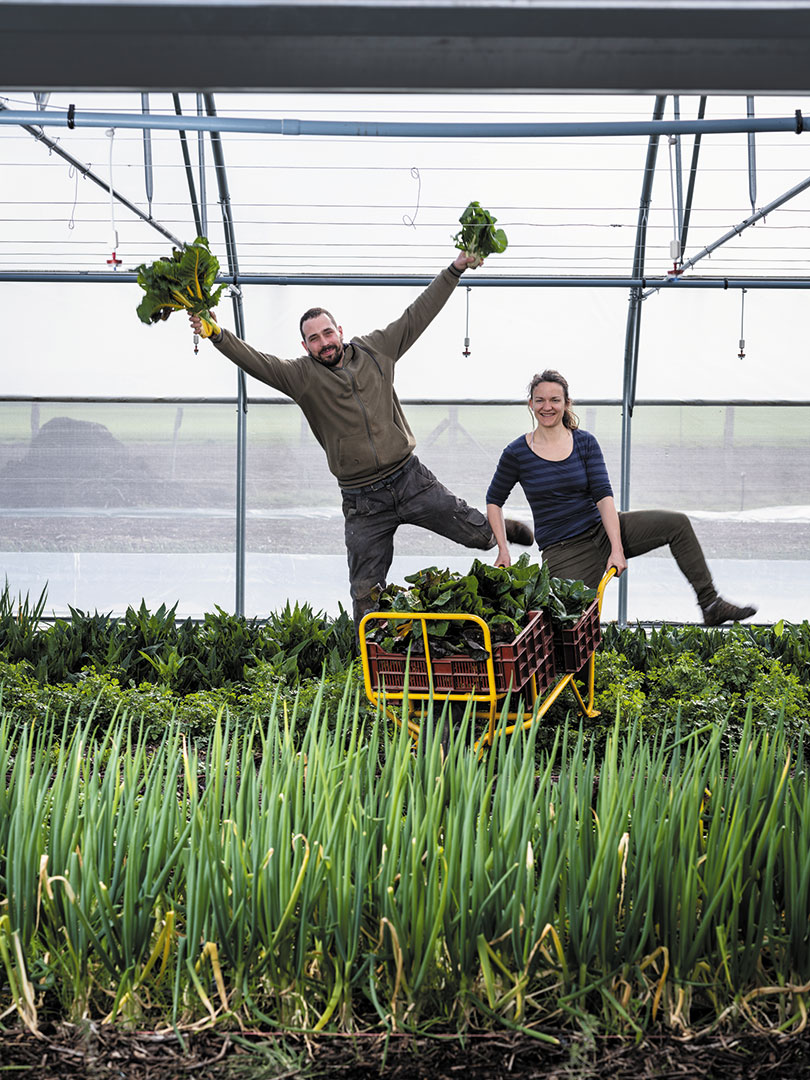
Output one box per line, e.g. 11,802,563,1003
525,643,558,697
552,599,602,673
365,609,555,695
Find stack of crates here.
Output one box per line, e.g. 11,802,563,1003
366,608,559,697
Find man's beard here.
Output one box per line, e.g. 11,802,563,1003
311,342,344,368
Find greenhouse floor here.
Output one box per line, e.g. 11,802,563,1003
2,549,803,624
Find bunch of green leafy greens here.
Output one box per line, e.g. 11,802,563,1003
366,554,595,657
135,236,225,331
452,201,508,267
548,575,599,624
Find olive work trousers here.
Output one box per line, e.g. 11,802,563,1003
342,455,495,627
540,510,718,611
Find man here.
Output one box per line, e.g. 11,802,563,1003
190,250,533,626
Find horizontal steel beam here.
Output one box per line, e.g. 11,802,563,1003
3,395,808,408
3,2,810,94
2,273,809,289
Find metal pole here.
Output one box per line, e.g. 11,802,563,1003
619,95,667,624
172,94,203,239
196,94,208,238
141,93,154,219
677,174,810,276
680,96,707,257
0,107,806,140
204,93,248,618
5,394,807,408
747,96,758,213
674,97,684,242
4,272,810,289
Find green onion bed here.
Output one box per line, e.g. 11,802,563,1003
1,688,809,1040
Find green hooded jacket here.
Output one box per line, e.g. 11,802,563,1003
213,265,463,488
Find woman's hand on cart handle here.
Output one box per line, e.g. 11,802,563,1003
596,565,617,613
606,549,627,577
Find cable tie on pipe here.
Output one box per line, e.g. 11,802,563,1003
67,103,75,129
724,278,729,290
796,110,804,135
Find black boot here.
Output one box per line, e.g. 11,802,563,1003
504,519,534,545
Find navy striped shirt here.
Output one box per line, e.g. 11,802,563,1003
486,428,614,550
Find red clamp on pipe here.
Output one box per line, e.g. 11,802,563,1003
107,251,122,267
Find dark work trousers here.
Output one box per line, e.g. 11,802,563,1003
541,510,717,610
342,455,495,626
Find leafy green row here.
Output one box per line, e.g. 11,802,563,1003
0,584,354,693
3,618,808,756
588,629,810,755
3,581,809,759
601,618,810,683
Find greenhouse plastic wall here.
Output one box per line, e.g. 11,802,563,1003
1,398,806,625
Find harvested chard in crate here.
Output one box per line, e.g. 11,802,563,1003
365,608,556,696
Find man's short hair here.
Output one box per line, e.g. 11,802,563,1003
300,307,337,340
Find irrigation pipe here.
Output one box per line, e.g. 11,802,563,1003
0,108,807,140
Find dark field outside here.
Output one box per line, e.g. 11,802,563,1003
0,400,807,563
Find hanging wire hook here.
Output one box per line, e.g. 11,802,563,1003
738,288,747,359
68,163,79,230
402,167,421,228
106,128,122,267
462,284,472,356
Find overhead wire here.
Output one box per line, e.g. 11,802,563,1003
2,93,809,279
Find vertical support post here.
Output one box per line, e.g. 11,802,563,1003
196,94,208,237
680,96,707,257
747,96,758,212
619,95,667,624
141,93,153,218
205,93,248,617
172,94,204,238
673,96,684,240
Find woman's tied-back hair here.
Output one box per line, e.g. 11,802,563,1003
527,370,580,430
299,306,338,340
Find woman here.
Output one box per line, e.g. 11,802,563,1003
486,370,757,626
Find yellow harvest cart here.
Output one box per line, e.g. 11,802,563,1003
359,568,615,748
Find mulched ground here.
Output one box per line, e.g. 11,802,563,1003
5,1025,810,1079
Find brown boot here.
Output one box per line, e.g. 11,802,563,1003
702,597,758,626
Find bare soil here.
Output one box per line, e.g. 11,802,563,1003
5,1024,810,1079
